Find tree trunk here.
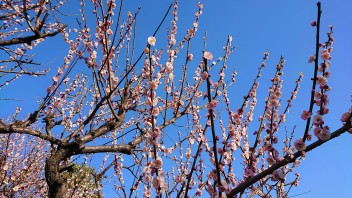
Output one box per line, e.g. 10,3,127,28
45,149,68,198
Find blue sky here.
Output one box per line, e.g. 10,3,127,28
1,0,352,197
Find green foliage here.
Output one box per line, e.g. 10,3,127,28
63,164,98,197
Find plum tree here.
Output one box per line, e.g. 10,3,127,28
0,1,351,197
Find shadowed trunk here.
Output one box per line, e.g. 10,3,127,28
45,148,68,198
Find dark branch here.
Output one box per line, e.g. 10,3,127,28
80,144,134,155
227,122,351,197
0,25,66,46
0,122,61,144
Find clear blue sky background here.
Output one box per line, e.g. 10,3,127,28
1,1,352,197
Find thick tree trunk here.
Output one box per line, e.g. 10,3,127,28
45,149,68,198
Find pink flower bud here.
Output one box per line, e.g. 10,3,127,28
201,71,209,80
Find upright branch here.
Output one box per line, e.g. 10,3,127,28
203,51,222,193
303,2,322,141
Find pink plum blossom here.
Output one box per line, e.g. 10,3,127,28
294,139,306,151
319,127,331,141
203,51,213,60
149,81,158,89
152,157,163,169
152,108,160,117
198,2,203,9
313,115,323,125
207,100,217,110
341,112,351,122
301,110,312,120
196,189,202,196
52,76,59,82
267,155,276,166
316,76,327,85
314,127,322,137
169,34,176,45
147,36,156,46
143,188,151,197
320,49,331,60
187,53,193,61
272,170,285,181
308,55,315,63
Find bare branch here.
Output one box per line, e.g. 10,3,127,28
0,122,61,144
0,25,67,46
80,144,134,155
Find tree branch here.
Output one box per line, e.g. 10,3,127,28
80,117,124,143
303,2,322,141
0,25,67,46
80,144,134,155
227,122,351,197
0,123,61,144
